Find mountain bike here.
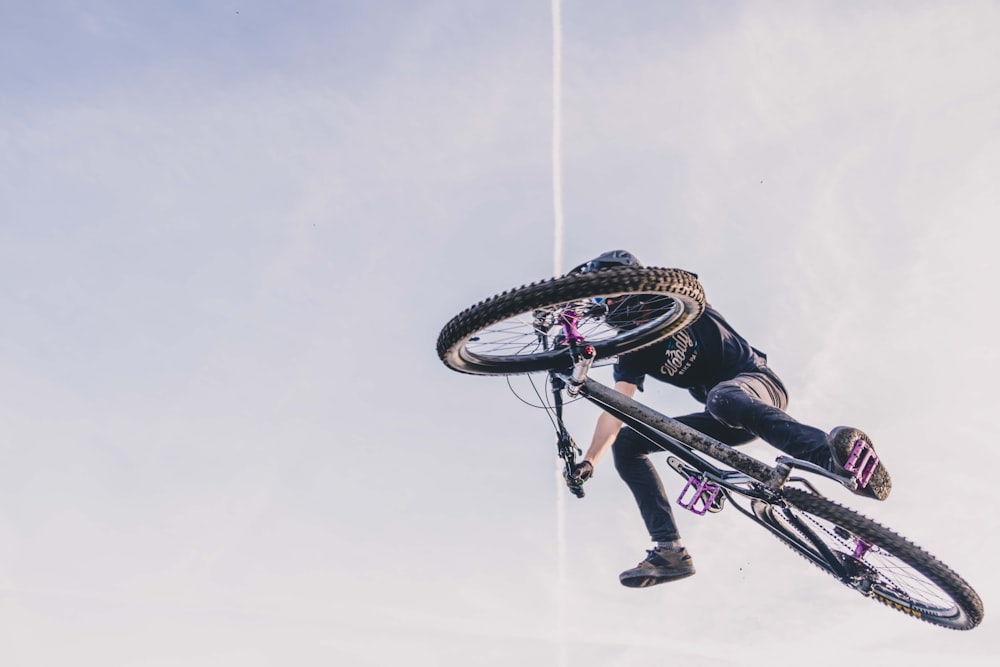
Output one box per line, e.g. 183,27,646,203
436,265,984,631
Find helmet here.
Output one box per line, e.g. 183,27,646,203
571,249,642,274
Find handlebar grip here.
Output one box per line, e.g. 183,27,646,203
565,477,587,498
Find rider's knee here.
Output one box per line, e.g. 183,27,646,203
705,382,751,429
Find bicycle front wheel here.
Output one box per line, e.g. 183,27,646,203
756,488,984,630
436,266,705,375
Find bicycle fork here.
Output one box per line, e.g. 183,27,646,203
549,372,586,498
548,310,598,498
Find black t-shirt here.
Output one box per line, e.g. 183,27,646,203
612,304,767,403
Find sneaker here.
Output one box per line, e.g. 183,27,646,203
619,546,696,588
829,426,892,501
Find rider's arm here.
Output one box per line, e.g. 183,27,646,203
582,380,638,467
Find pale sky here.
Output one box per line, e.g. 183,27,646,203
1,1,998,665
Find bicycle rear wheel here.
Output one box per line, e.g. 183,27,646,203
437,267,705,375
755,488,984,630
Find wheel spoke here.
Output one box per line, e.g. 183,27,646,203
799,514,961,613
768,489,983,629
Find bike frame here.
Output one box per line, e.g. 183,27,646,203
577,375,790,488
560,373,858,491
554,371,871,580
549,344,877,539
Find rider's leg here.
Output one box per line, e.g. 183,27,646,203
682,371,891,499
611,426,682,543
612,426,697,587
672,410,758,448
700,371,834,467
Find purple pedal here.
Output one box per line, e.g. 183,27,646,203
678,476,721,516
844,438,879,488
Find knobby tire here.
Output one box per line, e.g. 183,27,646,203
437,267,705,375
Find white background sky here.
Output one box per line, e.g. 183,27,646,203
2,1,998,665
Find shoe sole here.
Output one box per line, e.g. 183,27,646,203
829,426,892,501
620,567,696,588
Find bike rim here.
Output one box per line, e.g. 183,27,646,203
778,505,966,624
459,293,680,368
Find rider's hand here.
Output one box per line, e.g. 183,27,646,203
566,460,594,485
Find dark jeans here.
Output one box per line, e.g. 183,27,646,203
611,370,832,542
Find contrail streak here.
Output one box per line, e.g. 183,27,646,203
552,0,565,277
552,2,568,667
